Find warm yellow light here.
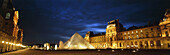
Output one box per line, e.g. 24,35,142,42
79,45,87,49
112,50,114,52
132,50,136,52
6,42,9,44
2,41,4,43
55,44,57,50
9,43,12,44
16,44,20,46
21,45,26,47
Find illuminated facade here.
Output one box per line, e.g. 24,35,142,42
44,43,50,50
85,9,170,49
0,0,24,52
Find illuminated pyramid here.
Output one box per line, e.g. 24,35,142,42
62,32,95,50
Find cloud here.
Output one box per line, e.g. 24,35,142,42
14,0,170,45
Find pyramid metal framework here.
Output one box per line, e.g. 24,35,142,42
62,32,95,49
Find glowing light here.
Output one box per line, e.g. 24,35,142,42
127,45,129,47
79,45,87,49
55,44,57,50
47,46,50,50
121,49,124,51
161,44,163,45
135,45,138,47
9,43,12,44
132,50,136,52
112,50,114,52
136,49,139,51
98,49,100,51
6,42,8,44
21,45,26,48
2,41,4,43
16,44,20,46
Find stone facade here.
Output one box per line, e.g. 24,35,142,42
0,0,23,53
84,9,170,49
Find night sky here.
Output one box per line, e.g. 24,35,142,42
12,0,170,45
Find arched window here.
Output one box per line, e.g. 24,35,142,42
145,41,148,48
5,13,10,19
156,40,161,47
135,41,138,47
140,41,143,47
150,41,154,47
120,43,122,47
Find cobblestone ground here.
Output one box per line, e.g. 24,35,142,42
1,49,170,55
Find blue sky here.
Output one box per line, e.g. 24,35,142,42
12,0,170,45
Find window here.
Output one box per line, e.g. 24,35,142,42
132,31,134,34
136,35,139,38
150,41,154,47
146,34,149,38
165,31,169,37
163,18,167,21
136,31,138,33
128,32,130,34
125,37,127,40
110,38,112,41
120,43,122,47
151,28,153,31
128,36,130,39
164,25,166,28
132,35,134,39
124,33,126,35
5,13,10,19
152,34,154,37
141,30,143,32
141,34,143,38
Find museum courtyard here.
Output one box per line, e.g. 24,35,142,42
1,48,170,55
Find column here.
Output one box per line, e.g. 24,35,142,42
142,41,145,49
153,41,157,49
137,41,140,48
148,41,151,49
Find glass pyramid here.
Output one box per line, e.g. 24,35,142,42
62,32,95,50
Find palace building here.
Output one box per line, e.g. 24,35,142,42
84,9,170,49
0,0,23,52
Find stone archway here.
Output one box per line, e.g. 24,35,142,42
139,41,143,48
156,40,161,47
144,41,148,48
150,41,154,47
135,41,138,48
131,42,134,48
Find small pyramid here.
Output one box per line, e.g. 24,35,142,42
62,32,95,49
